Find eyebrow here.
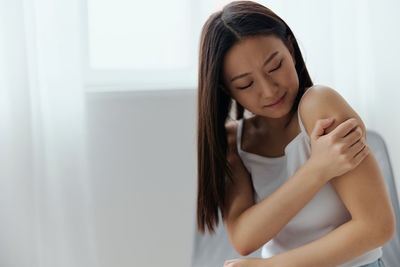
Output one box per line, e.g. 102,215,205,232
230,51,279,83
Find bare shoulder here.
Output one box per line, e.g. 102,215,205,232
298,84,366,139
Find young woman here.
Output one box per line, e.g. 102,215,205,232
196,1,395,267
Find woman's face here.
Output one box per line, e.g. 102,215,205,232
221,34,299,119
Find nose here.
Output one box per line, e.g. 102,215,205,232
258,75,279,99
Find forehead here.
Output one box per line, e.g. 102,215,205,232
222,34,286,80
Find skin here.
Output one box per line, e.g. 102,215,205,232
221,34,301,157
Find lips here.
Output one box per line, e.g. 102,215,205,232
265,92,286,107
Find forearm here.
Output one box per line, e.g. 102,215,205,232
269,219,389,267
234,160,327,255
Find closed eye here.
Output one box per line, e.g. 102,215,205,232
268,59,282,73
237,59,283,90
238,81,253,90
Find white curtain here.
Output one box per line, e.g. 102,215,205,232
0,0,399,267
0,0,98,266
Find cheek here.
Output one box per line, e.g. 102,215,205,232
279,62,299,87
233,92,257,111
235,93,253,107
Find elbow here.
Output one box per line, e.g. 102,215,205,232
227,222,255,256
368,212,397,246
377,215,396,245
236,248,252,257
238,249,252,257
231,236,257,256
232,240,252,256
228,221,268,256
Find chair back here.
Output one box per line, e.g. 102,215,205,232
367,130,400,267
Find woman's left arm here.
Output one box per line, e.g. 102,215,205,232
268,86,396,267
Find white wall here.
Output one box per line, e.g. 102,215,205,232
86,89,197,267
366,0,400,184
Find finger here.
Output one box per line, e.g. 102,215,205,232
329,118,359,140
344,126,363,148
350,144,370,167
311,118,335,139
348,136,366,158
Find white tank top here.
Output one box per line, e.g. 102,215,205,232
236,98,382,266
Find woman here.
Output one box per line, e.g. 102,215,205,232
196,1,395,267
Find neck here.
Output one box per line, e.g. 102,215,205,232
253,110,296,134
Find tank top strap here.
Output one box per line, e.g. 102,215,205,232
297,92,311,141
297,107,307,135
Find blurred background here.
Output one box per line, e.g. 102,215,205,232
0,0,399,266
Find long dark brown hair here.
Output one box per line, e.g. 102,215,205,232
196,1,313,235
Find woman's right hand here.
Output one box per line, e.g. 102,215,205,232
308,117,371,182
